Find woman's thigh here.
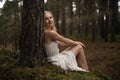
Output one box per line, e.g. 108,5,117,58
67,45,82,56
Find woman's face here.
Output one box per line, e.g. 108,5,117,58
44,12,55,29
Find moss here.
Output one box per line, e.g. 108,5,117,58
0,48,111,80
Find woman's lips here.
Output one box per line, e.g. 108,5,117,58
49,22,53,24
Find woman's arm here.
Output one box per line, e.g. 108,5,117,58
45,30,79,46
57,41,68,51
57,41,66,47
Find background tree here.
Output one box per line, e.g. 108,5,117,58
109,0,118,41
61,0,66,35
0,0,21,49
68,0,74,35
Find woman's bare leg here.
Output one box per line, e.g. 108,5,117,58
77,47,89,71
70,44,89,71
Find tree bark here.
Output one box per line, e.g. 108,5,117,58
19,0,46,67
61,0,66,35
68,0,73,35
109,0,118,42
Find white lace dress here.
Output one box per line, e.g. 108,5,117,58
45,41,86,72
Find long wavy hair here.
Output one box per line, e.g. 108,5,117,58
44,11,57,31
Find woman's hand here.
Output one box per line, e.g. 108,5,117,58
76,41,86,48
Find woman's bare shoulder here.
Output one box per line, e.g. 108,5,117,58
44,30,57,35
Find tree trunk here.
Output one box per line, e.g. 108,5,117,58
109,0,118,42
75,0,81,37
91,20,96,42
55,0,60,33
104,14,108,42
19,0,46,67
61,0,66,35
68,0,73,35
13,0,19,50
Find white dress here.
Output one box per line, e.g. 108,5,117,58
45,41,86,72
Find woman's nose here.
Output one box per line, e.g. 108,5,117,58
48,18,52,22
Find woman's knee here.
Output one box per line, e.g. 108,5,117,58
70,44,83,54
76,44,83,50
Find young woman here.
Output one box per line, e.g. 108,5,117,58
44,11,89,72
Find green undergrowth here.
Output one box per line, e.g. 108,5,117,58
0,47,111,80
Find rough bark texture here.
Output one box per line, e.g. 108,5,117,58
19,0,46,67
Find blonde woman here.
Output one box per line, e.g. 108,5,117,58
44,11,89,72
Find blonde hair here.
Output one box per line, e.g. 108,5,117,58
44,11,57,31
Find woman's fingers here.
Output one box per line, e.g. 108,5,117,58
76,41,86,48
80,43,86,48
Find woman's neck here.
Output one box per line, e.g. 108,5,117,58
46,26,52,30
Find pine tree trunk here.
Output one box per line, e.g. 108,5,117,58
68,0,73,35
109,0,118,42
19,0,46,67
55,0,60,33
61,0,66,35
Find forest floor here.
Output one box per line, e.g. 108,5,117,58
0,40,120,80
83,40,120,80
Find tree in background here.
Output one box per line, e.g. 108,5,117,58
61,0,66,35
19,0,46,67
0,0,21,49
109,0,118,41
68,0,74,35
